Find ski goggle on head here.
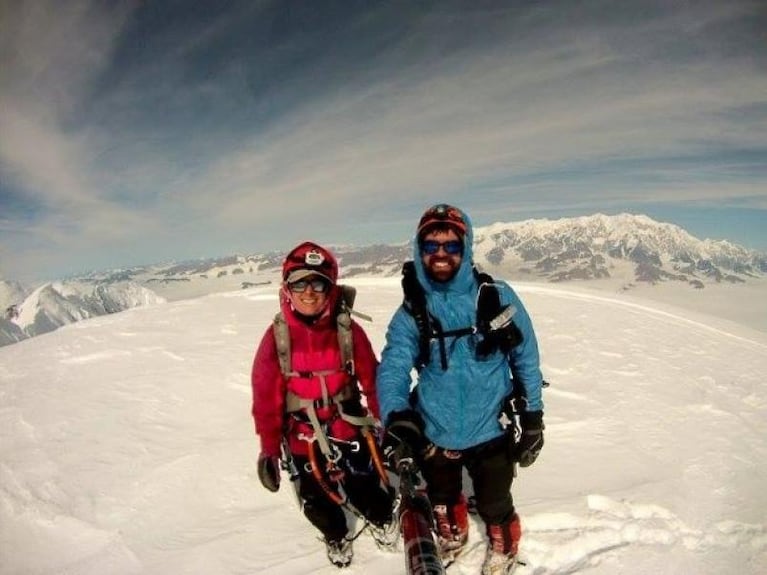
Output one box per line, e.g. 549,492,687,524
416,204,467,237
420,239,463,256
287,277,330,294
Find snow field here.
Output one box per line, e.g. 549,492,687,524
1,279,765,574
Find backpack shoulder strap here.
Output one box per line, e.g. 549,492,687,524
273,310,292,376
473,269,524,356
335,284,356,376
474,267,501,329
401,261,433,369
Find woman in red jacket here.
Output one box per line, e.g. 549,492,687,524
251,241,396,568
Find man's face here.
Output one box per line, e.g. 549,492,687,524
420,228,463,283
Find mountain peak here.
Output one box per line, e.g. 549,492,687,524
3,213,764,348
474,213,765,284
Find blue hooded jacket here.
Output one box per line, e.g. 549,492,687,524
376,207,544,450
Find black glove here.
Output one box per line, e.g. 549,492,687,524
381,409,425,471
516,411,544,467
257,452,281,492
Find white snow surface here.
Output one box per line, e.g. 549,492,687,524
1,278,766,575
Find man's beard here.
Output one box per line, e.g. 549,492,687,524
424,256,460,282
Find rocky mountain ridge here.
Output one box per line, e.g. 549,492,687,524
472,213,765,287
64,213,766,289
1,281,165,347
2,213,764,347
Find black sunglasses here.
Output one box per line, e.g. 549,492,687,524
288,278,330,293
420,239,463,255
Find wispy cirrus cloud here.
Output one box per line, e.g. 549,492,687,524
1,1,766,281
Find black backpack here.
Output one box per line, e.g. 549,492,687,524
400,261,523,371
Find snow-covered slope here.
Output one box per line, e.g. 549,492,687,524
1,279,29,314
1,279,765,574
0,317,26,345
0,281,165,346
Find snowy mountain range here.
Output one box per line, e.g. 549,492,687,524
1,281,165,347
472,213,766,286
2,213,765,347
95,213,767,287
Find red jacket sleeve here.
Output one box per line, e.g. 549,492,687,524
251,326,285,457
351,322,381,420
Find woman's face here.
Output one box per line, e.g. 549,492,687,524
286,275,330,317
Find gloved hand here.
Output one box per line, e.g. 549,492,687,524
257,452,281,492
516,411,544,467
381,409,425,471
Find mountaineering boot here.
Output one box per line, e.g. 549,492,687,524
481,514,521,575
324,537,353,568
433,494,469,560
368,516,400,550
367,490,401,550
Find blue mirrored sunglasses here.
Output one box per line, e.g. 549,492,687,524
420,240,463,255
288,278,329,293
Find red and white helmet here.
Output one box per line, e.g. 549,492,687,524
416,204,468,238
282,241,338,285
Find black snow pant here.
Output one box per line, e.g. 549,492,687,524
420,433,516,526
293,434,394,542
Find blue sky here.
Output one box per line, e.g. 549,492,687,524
1,0,766,282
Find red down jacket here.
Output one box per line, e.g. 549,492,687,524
251,286,380,457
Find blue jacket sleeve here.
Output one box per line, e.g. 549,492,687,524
503,285,544,412
376,306,421,425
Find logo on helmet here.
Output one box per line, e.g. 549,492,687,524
304,250,325,267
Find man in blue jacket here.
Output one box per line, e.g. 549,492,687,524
377,204,544,575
